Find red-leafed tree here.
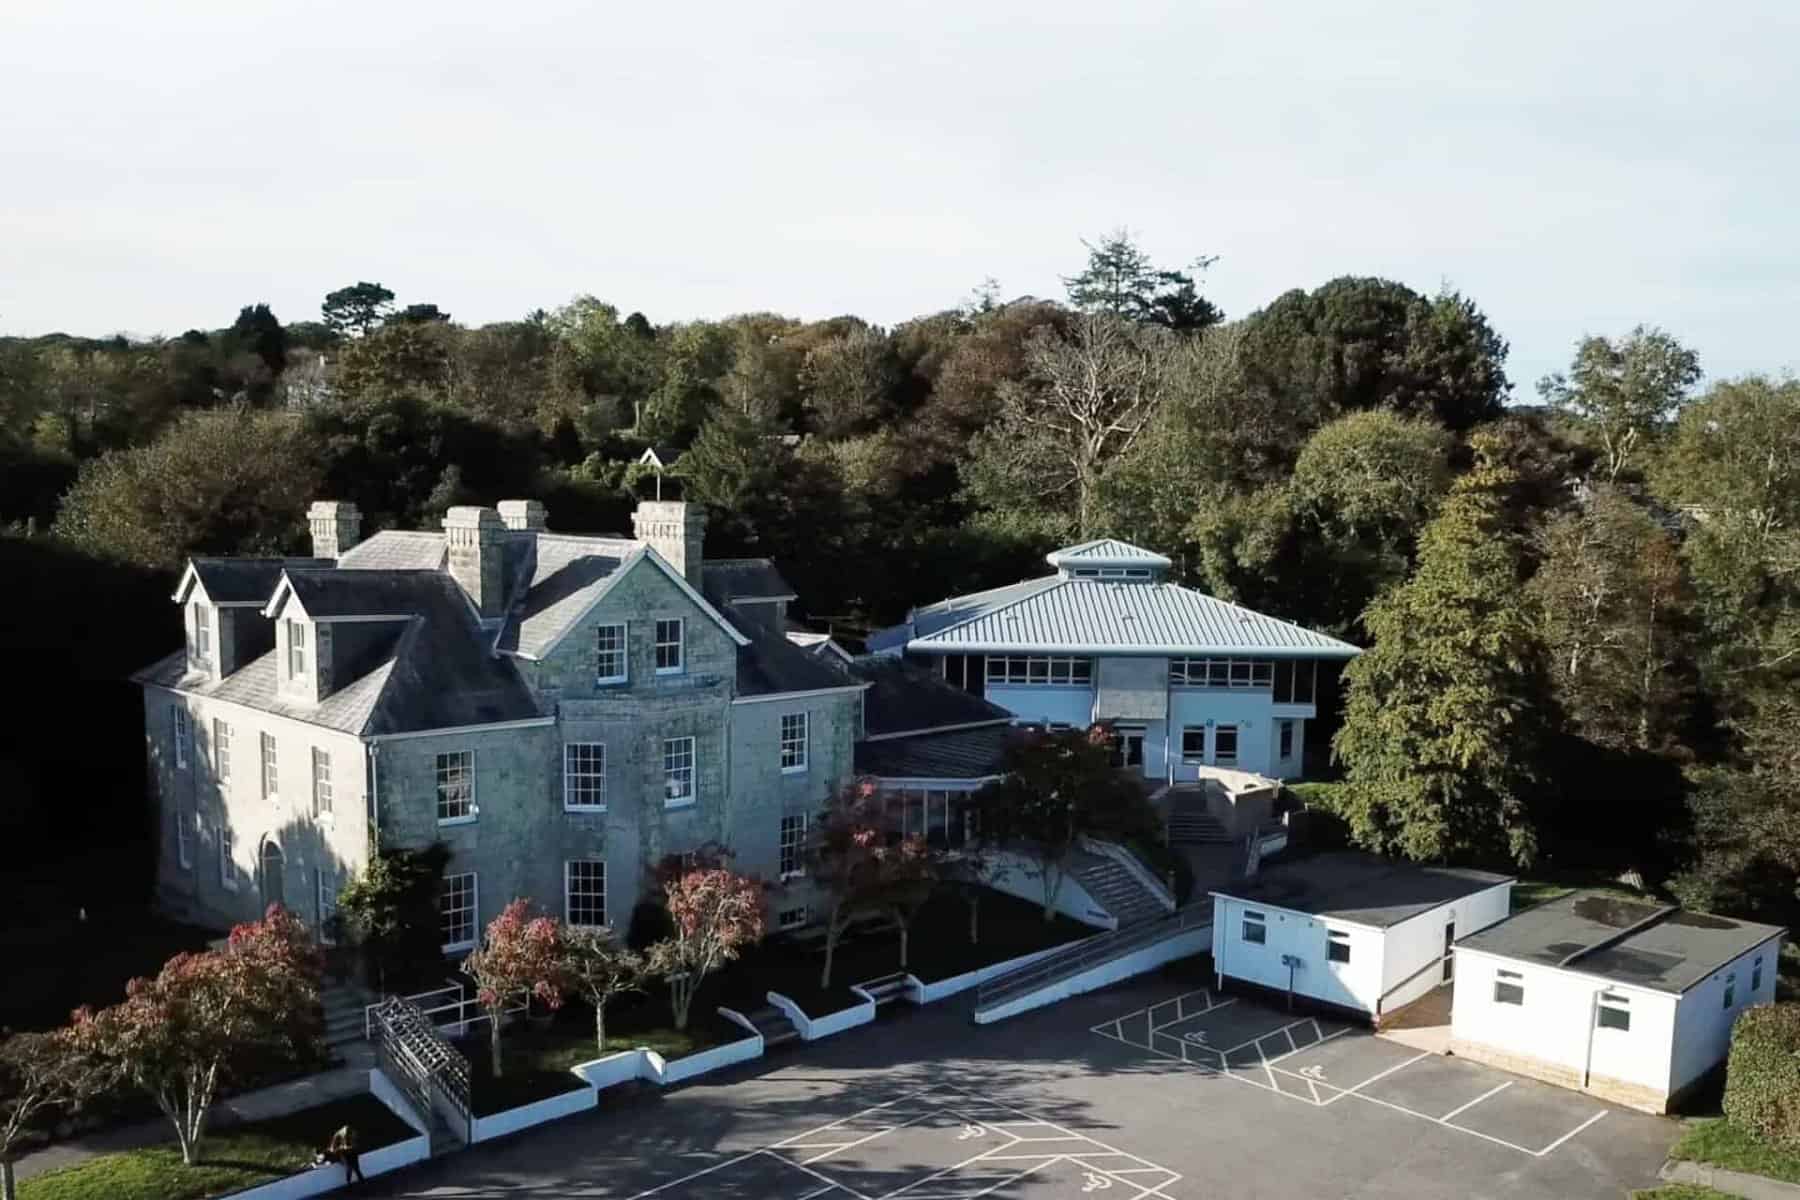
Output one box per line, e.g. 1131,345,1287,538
66,904,323,1166
648,866,766,1031
1,1028,105,1200
461,899,565,1078
810,779,939,988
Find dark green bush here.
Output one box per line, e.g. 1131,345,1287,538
1722,1002,1800,1147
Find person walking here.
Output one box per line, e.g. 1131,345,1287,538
326,1123,363,1186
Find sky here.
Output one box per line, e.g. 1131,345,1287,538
3,0,1797,392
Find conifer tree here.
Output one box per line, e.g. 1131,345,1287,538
1332,434,1551,865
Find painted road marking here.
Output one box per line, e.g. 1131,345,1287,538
1093,996,1617,1161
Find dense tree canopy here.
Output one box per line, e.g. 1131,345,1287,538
6,233,1799,939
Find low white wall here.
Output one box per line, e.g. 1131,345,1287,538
571,1049,646,1090
657,1032,764,1084
974,923,1211,1024
469,1083,597,1144
910,941,1087,1005
223,1074,429,1200
984,850,1116,929
768,989,876,1041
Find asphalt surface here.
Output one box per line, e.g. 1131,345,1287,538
357,966,1677,1199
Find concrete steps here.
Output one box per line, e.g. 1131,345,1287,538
1167,810,1231,845
742,1005,801,1047
858,974,911,1008
1069,853,1168,928
321,981,376,1050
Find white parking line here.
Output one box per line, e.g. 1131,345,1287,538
1094,995,1616,1161
1439,1081,1512,1122
1535,1110,1607,1156
1320,1051,1432,1105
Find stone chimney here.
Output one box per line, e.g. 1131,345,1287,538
497,499,548,532
631,500,705,587
443,506,507,618
307,500,362,560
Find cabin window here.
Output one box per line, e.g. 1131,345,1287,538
1723,973,1736,1009
1752,956,1763,993
1494,969,1524,1006
1279,720,1295,759
1327,929,1351,963
1597,992,1631,1030
1242,910,1266,944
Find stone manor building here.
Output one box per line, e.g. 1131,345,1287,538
137,498,864,953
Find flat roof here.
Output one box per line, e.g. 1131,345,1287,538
1211,851,1512,930
1456,890,1787,994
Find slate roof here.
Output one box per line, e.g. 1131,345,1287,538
276,569,445,618
496,535,640,658
1045,538,1172,568
1457,891,1787,994
337,531,447,572
139,572,541,736
854,724,1012,781
908,578,1362,658
703,558,797,604
736,623,863,697
182,557,333,604
1212,852,1513,930
848,655,1013,739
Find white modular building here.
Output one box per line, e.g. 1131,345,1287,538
866,539,1361,782
1210,852,1513,1021
1451,892,1786,1113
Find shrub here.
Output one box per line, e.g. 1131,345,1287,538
1722,1002,1800,1147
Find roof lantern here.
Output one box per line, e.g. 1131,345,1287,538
1045,538,1172,580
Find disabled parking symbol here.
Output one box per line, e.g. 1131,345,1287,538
1298,1065,1328,1082
1182,1031,1209,1046
957,1123,986,1140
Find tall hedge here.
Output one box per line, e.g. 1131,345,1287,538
1723,1002,1800,1146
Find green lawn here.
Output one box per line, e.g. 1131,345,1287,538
1632,1186,1737,1199
18,1094,413,1200
1668,1118,1800,1185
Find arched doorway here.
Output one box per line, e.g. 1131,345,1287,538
260,840,286,911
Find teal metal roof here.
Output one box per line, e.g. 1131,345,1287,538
906,578,1360,658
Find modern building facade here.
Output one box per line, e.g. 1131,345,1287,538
869,539,1360,781
136,498,865,952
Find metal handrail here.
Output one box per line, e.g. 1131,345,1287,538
975,905,1212,1010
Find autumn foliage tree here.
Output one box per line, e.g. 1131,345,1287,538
67,905,322,1167
559,927,649,1053
648,866,765,1031
1,1029,104,1200
461,899,565,1078
808,779,938,987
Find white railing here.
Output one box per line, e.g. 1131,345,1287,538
364,980,524,1040
975,904,1211,1011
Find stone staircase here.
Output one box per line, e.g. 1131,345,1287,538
321,980,377,1055
741,1004,801,1047
1068,849,1169,928
1166,792,1231,845
858,973,911,1009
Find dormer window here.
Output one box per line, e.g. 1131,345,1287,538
192,605,212,665
287,620,306,678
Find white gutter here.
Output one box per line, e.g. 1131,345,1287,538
730,684,870,706
365,716,556,742
908,641,1359,659
861,718,1012,743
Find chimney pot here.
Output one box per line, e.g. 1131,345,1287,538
307,500,362,560
631,500,706,588
497,499,548,532
442,506,507,617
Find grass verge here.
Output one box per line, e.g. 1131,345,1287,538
19,1094,411,1200
1632,1187,1737,1199
1668,1118,1800,1185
